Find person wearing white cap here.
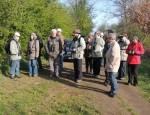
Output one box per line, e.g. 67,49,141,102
10,32,22,79
57,28,64,75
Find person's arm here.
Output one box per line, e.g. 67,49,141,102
39,38,43,49
59,38,63,54
35,40,39,58
135,43,145,55
77,37,86,52
45,37,50,55
126,44,131,54
109,44,120,66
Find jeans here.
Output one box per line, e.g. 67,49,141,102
28,60,38,76
10,60,20,77
59,54,64,74
118,61,127,78
108,72,118,94
73,59,82,80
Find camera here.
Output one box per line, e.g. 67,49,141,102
18,50,22,56
71,47,76,53
51,44,55,52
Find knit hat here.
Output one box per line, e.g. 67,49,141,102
133,36,139,40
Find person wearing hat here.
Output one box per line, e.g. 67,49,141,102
45,29,63,78
57,28,64,75
117,34,130,80
126,36,144,86
10,32,22,79
70,29,86,83
91,31,105,78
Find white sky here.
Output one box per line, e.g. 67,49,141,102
59,0,119,32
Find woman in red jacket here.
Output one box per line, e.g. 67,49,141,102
126,36,144,86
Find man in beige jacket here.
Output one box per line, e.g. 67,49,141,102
10,32,22,79
106,33,120,97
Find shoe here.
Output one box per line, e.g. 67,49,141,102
29,74,32,77
76,79,82,83
109,92,116,97
10,76,15,79
34,75,38,77
133,83,138,86
120,77,125,80
55,75,60,78
95,75,100,78
127,82,131,85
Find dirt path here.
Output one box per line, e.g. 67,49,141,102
1,62,150,115
61,62,150,115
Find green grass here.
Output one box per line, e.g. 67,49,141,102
138,56,150,102
0,80,100,115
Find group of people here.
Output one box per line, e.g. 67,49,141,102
8,28,144,97
83,29,144,97
9,28,64,79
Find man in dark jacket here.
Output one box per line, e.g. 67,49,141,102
34,32,44,70
45,29,63,78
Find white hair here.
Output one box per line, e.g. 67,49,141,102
51,29,57,33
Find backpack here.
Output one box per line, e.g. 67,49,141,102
5,39,13,54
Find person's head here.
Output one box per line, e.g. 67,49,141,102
132,36,138,43
51,29,57,38
94,31,101,38
73,29,81,37
14,32,21,41
107,33,116,43
30,32,37,40
88,35,93,42
103,29,114,42
57,28,62,36
34,32,40,40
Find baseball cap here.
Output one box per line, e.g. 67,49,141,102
14,32,21,37
57,28,62,32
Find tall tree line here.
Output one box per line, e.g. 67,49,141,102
0,0,93,74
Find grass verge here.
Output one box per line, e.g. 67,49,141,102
138,56,150,102
0,79,100,115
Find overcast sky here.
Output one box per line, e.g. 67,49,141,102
59,0,119,31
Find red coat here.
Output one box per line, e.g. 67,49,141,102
126,41,144,64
